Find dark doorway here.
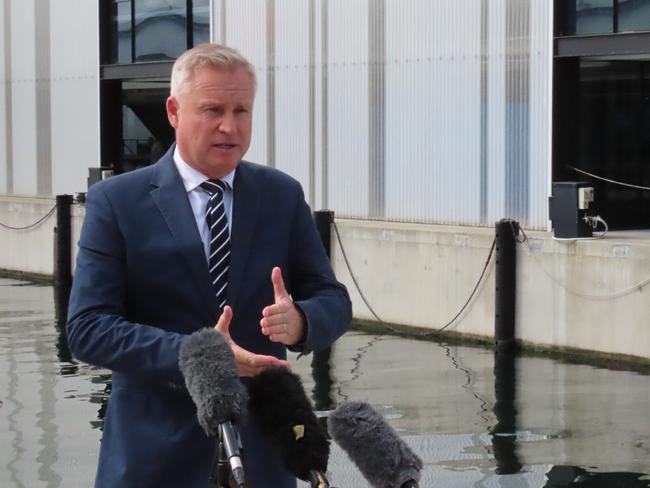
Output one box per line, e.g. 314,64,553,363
101,79,174,175
554,58,650,229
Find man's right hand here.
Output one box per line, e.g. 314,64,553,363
214,305,290,376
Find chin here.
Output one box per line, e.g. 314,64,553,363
205,160,240,178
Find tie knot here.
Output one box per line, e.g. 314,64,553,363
200,179,228,195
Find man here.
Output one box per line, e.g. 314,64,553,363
67,43,352,487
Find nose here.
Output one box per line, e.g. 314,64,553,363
217,112,236,134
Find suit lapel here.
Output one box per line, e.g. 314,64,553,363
227,162,261,310
149,152,218,320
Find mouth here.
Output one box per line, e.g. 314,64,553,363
214,143,236,150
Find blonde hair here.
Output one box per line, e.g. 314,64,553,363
170,43,256,99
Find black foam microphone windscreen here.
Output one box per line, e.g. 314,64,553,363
247,366,330,484
329,401,423,488
179,328,248,486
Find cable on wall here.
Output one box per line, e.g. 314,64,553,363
568,165,650,191
332,220,496,335
517,226,650,300
0,205,57,231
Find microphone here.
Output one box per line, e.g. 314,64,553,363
179,328,248,487
329,401,423,488
247,366,331,487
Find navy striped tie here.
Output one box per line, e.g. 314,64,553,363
200,179,230,310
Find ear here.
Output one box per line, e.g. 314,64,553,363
166,96,179,129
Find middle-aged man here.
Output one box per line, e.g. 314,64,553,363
67,43,352,487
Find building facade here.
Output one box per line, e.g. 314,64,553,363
0,0,556,229
1,1,650,360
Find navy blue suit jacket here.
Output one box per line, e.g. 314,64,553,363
67,147,352,487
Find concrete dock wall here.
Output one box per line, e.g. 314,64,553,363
1,196,648,360
0,196,82,276
331,219,650,361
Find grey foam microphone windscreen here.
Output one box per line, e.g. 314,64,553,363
329,401,423,488
178,328,248,436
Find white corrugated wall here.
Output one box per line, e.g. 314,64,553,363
384,0,481,225
213,0,552,229
0,0,99,197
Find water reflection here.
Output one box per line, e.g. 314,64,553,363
6,326,26,488
1,279,650,488
53,284,71,365
310,347,334,411
490,349,522,475
544,465,650,487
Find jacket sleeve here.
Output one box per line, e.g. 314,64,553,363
66,183,187,385
288,186,353,354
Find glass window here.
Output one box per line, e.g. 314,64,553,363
618,0,650,32
109,0,132,64
134,0,187,62
576,0,614,34
122,105,154,171
120,81,174,171
192,0,210,46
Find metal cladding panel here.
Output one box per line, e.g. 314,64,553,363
486,0,507,225
486,0,550,230
312,0,326,210
528,0,552,229
221,0,269,166
0,1,7,193
384,0,481,225
10,0,37,196
505,0,530,226
274,0,311,199
326,0,370,217
50,0,100,196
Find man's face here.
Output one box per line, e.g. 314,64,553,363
166,65,254,179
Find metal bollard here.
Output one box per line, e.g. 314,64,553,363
55,194,73,291
313,210,334,257
312,210,335,409
494,219,519,351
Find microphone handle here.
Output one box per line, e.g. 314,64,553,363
209,441,230,488
220,421,246,487
307,470,330,488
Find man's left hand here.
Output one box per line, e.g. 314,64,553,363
260,267,305,346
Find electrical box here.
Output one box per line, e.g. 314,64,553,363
87,167,114,190
549,182,594,239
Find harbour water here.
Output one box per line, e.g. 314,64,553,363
0,278,648,487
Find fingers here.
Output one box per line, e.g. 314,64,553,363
235,348,290,377
261,322,291,342
260,304,288,338
214,305,233,337
213,305,291,376
271,266,289,301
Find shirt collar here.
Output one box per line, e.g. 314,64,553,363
173,145,236,193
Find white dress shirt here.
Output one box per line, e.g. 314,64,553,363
173,146,235,261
